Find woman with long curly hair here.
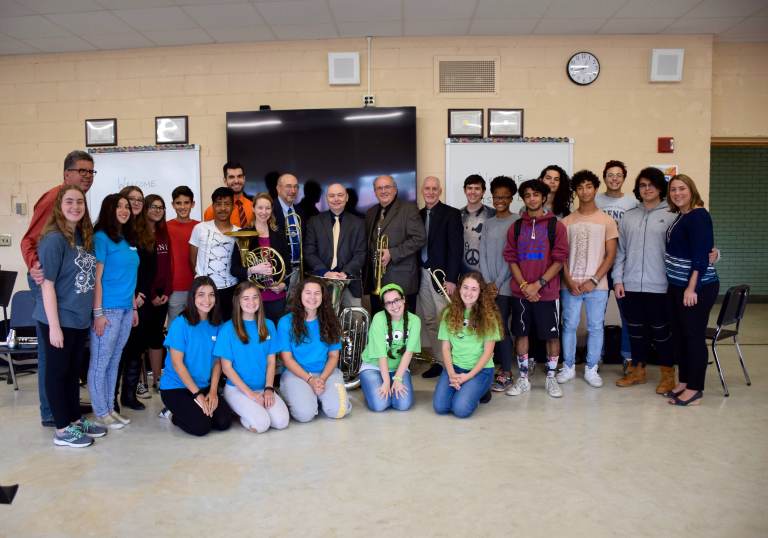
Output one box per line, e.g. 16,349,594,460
433,271,502,418
36,185,106,446
276,276,350,422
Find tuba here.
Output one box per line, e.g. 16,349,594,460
319,276,369,389
226,230,286,289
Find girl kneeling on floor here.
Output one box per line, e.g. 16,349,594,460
276,276,350,422
359,283,421,412
216,282,289,432
159,276,232,436
433,271,502,418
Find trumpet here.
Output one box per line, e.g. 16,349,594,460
373,231,388,296
428,268,451,302
285,212,303,282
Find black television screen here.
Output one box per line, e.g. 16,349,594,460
226,107,417,213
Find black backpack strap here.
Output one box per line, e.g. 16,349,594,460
514,218,522,243
547,217,557,252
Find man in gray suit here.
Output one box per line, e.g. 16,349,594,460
305,183,366,308
364,175,426,313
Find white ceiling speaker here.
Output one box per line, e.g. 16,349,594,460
328,52,360,85
650,48,684,82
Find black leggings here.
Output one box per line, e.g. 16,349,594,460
623,291,673,367
160,387,232,436
40,324,88,429
668,282,719,391
494,295,513,372
145,302,169,349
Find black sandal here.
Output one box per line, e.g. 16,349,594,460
669,390,703,406
663,388,685,398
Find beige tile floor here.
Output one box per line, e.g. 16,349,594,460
1,306,767,537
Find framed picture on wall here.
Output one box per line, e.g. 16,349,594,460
155,116,188,144
85,118,117,147
448,109,483,138
488,109,523,138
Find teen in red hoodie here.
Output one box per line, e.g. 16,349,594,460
502,180,569,398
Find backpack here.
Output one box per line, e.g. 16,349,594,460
514,216,558,252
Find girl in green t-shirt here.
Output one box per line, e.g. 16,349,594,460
359,283,421,411
433,271,502,418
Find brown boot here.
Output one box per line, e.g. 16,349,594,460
656,366,676,394
616,364,647,387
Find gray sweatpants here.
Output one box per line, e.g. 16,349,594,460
280,368,351,422
223,384,289,433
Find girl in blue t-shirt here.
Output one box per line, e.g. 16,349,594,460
89,193,139,430
217,282,289,433
159,276,232,436
37,185,104,447
276,276,350,422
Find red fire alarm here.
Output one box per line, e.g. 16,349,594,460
658,137,674,153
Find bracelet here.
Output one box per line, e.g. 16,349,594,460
191,389,204,398
519,280,528,290
306,374,313,383
264,386,275,392
393,375,403,382
589,276,600,286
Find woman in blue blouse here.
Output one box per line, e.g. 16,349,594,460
664,174,719,406
277,276,350,422
216,282,289,433
160,276,232,435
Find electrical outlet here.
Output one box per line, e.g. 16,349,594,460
363,95,375,107
0,234,11,247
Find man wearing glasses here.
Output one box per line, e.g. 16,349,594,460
20,150,97,428
364,175,425,314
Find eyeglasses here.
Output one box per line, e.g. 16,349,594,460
66,168,97,176
128,196,144,204
492,195,512,201
149,205,165,211
606,173,624,179
375,185,395,192
383,298,404,308
638,183,656,189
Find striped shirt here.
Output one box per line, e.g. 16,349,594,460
664,208,718,289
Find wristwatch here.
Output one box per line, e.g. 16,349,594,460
538,277,547,287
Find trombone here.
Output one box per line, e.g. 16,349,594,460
373,229,388,296
428,268,451,302
285,211,304,282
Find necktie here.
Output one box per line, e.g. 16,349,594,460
235,198,247,228
331,215,340,270
421,208,430,263
287,207,299,262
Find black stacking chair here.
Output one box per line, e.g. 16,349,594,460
706,284,751,397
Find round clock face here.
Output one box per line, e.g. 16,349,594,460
567,51,600,85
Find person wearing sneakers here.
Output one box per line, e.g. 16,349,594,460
479,176,519,392
36,185,106,447
503,180,569,398
89,193,140,430
558,170,618,388
613,168,678,393
595,160,638,371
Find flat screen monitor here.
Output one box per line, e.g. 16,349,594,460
226,107,417,214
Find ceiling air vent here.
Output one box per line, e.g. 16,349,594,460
436,57,498,95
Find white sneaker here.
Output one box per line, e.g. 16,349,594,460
158,407,172,419
584,365,603,388
110,410,131,425
556,364,576,384
97,414,125,430
545,376,563,398
505,377,530,396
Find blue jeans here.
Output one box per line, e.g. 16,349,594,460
88,308,133,417
359,369,414,412
433,366,493,419
561,289,609,368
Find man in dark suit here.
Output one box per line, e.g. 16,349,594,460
364,175,426,313
305,183,366,307
418,176,463,377
272,173,306,292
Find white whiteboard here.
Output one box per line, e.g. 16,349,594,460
445,140,574,213
87,146,202,221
